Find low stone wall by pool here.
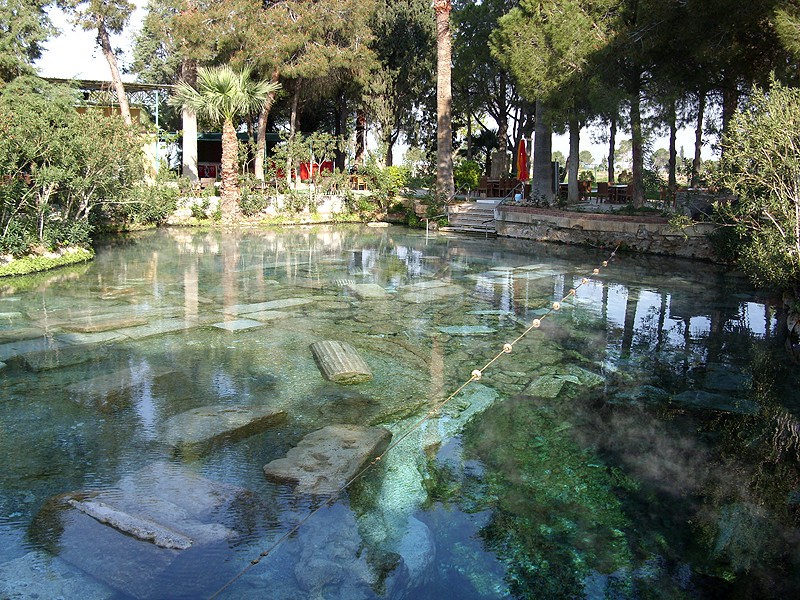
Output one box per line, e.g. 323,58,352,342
495,205,717,260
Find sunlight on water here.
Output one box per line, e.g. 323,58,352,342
0,225,798,599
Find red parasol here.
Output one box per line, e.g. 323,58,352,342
516,139,529,182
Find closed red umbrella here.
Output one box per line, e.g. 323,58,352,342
516,139,529,182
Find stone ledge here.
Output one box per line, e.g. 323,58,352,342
496,206,716,260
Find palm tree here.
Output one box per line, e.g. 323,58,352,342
433,0,454,201
171,65,281,222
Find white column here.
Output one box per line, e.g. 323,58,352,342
182,107,198,182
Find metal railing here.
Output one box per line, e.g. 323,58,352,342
496,181,528,208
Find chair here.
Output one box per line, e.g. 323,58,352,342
579,180,593,201
596,182,610,203
659,185,676,207
478,176,489,197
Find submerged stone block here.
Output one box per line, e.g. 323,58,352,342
221,297,313,315
400,280,451,290
240,309,290,322
347,283,391,300
65,367,177,410
0,337,54,362
210,318,264,332
29,461,272,599
399,285,465,304
0,551,114,600
15,344,109,372
62,316,149,334
163,404,287,455
438,325,496,336
116,318,194,339
524,365,606,398
310,340,373,384
264,424,392,495
68,499,193,549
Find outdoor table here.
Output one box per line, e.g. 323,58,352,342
609,184,628,203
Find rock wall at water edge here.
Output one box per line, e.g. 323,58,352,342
495,206,717,261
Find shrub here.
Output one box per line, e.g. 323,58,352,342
0,220,36,257
190,199,211,220
454,160,482,191
641,167,665,196
239,175,272,216
358,160,411,212
715,78,800,291
44,218,92,249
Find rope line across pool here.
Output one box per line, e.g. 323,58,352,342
208,243,621,600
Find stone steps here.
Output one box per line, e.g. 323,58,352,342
445,201,498,235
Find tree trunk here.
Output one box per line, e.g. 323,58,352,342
287,81,300,188
630,85,645,208
334,91,347,172
220,119,241,223
95,14,132,126
607,115,616,183
532,100,554,204
355,109,366,168
255,71,279,181
386,137,394,167
466,113,472,161
668,99,677,197
567,117,580,204
691,90,706,187
496,72,508,174
434,0,454,201
721,78,739,149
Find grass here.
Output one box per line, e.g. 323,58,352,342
0,247,94,278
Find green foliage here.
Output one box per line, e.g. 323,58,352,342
44,218,92,248
368,0,436,160
0,247,94,277
0,76,147,252
190,199,211,220
239,175,272,216
385,165,410,192
0,220,36,257
91,170,179,231
0,0,56,82
578,169,595,182
358,159,409,212
454,160,481,190
716,79,800,290
775,3,800,62
170,65,280,127
641,167,664,195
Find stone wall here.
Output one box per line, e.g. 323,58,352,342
495,205,717,261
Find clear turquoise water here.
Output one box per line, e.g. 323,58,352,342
0,225,798,599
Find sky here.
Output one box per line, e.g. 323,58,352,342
34,3,716,164
34,3,145,82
